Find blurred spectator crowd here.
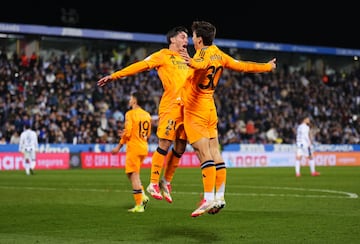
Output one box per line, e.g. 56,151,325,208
0,45,359,147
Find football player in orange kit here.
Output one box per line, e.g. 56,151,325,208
180,20,276,217
98,26,190,204
111,91,151,212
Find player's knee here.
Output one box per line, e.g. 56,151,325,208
172,148,183,158
156,147,168,156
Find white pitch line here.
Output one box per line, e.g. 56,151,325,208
0,185,357,199
234,185,359,199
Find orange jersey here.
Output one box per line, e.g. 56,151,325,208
183,45,273,111
111,48,189,112
120,107,152,156
183,45,273,143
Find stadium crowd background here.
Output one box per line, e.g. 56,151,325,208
0,34,359,148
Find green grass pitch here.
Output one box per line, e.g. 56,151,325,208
0,166,359,243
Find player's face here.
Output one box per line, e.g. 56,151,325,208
128,95,135,108
173,31,188,52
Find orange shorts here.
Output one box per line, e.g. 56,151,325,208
125,152,147,174
157,104,187,141
184,108,218,144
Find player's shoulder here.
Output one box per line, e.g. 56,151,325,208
141,109,151,119
145,48,169,62
125,109,134,118
155,48,171,56
207,45,222,53
199,45,223,58
159,48,182,58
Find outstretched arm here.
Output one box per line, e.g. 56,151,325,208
226,55,276,73
97,60,150,87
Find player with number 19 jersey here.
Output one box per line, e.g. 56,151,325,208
121,107,151,173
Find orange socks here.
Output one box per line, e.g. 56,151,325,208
201,160,216,193
164,148,182,182
150,147,167,184
133,189,143,206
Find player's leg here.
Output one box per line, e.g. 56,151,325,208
161,136,187,203
308,148,320,176
208,137,226,214
295,147,303,177
23,151,31,175
127,154,146,213
184,109,216,217
190,137,216,217
30,151,36,175
147,138,172,200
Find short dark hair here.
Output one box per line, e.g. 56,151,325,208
191,21,216,46
166,26,188,44
131,91,146,107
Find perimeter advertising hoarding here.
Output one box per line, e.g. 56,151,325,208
0,152,70,170
1,151,359,170
80,152,200,169
221,151,360,168
1,143,359,153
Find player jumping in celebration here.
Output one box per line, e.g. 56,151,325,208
180,20,276,217
97,26,190,204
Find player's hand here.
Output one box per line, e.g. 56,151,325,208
268,58,276,70
97,75,113,87
179,49,191,64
